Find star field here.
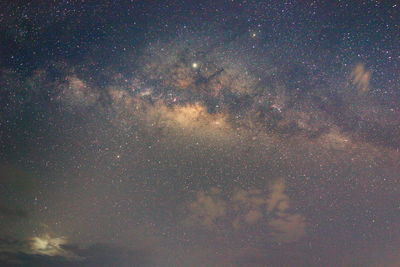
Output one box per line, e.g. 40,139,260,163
0,1,399,266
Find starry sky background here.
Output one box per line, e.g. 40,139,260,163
0,1,399,266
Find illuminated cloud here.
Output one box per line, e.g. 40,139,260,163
244,209,263,224
29,234,82,260
265,179,306,243
30,234,67,256
187,187,227,229
266,178,289,213
0,237,154,266
350,63,371,93
0,234,79,261
268,213,306,243
231,188,269,229
187,179,306,243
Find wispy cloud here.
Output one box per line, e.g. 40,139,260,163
186,179,307,243
350,63,371,93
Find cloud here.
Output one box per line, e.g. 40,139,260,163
0,236,74,266
66,243,155,267
186,179,306,243
187,187,227,229
230,249,271,267
268,213,306,243
231,188,268,229
266,178,289,213
350,63,371,93
0,236,155,267
0,234,79,260
266,179,306,243
244,209,263,224
30,235,75,258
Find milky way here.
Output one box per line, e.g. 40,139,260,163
1,1,399,266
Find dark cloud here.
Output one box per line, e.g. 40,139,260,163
0,237,155,267
67,243,155,267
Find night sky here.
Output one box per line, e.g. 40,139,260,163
0,1,399,266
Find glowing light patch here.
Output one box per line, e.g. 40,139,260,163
144,102,233,143
30,234,67,256
164,103,227,130
192,62,198,69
